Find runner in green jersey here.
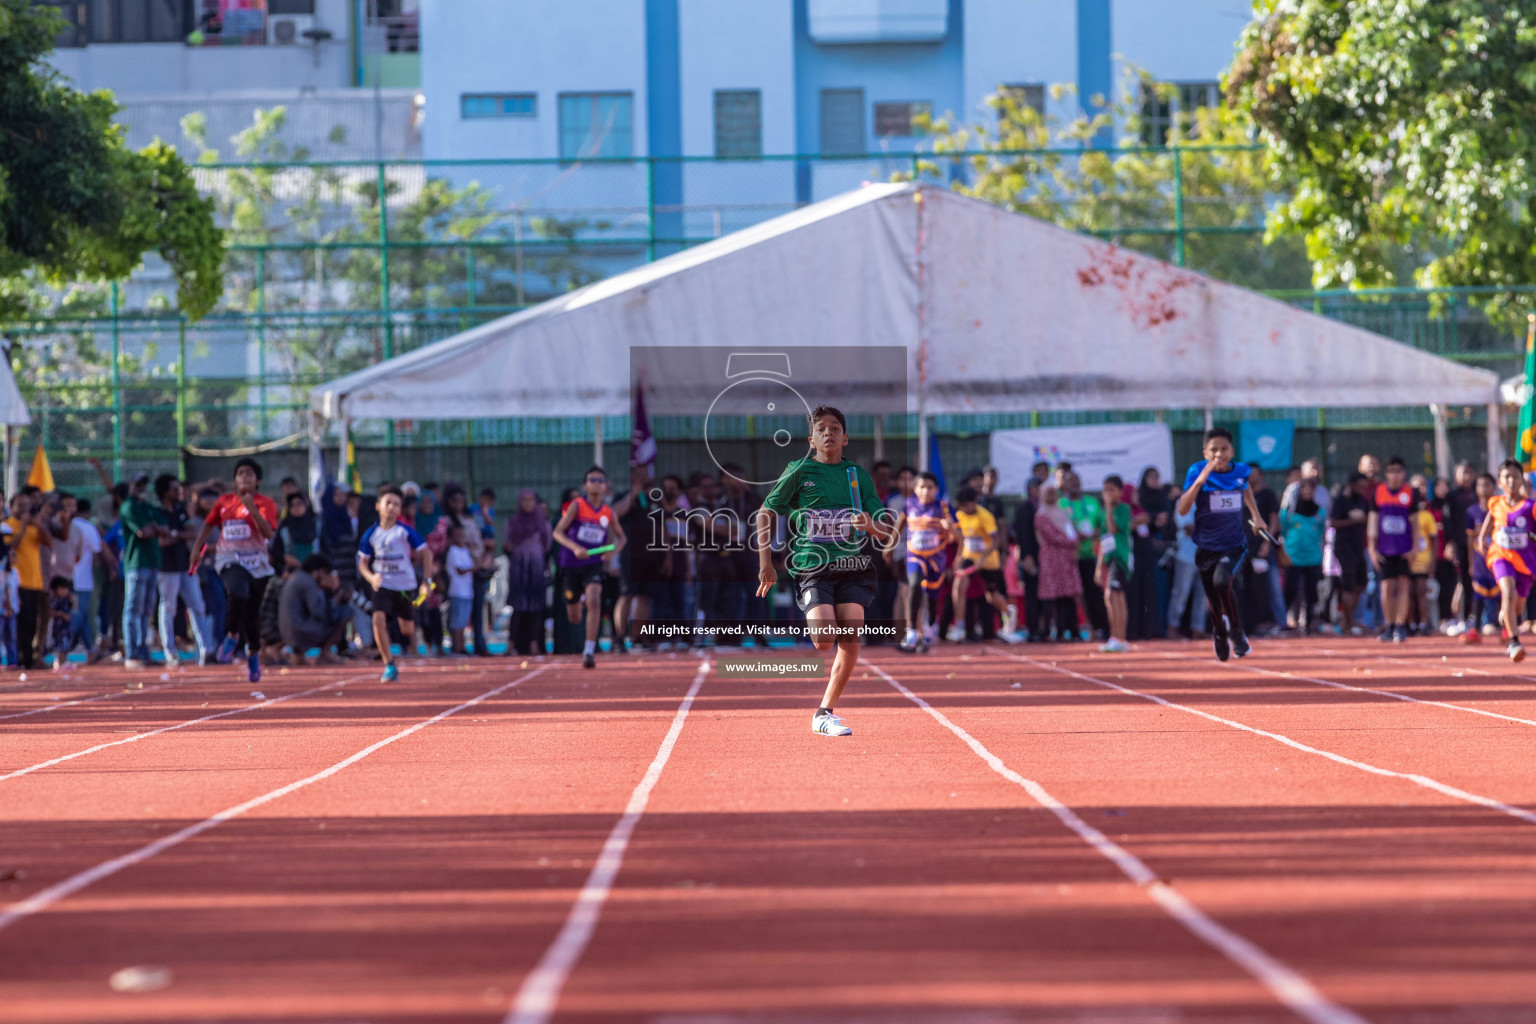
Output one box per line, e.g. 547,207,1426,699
758,406,895,737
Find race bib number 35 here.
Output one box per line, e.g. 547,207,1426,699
1211,491,1242,513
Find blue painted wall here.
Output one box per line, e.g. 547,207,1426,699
792,0,965,201
647,0,684,252
1076,0,1112,145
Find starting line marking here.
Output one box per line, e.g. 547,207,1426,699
1165,651,1536,730
504,661,709,1024
0,674,372,783
0,666,551,937
870,663,1365,1024
1004,653,1536,829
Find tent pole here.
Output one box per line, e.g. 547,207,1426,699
873,415,884,462
918,414,929,472
338,417,351,489
594,416,603,469
307,411,326,511
1488,402,1506,469
1204,407,1214,431
1430,404,1451,481
3,425,15,498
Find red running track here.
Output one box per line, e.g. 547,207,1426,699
2,637,1535,1022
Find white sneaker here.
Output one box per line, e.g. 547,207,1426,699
1000,630,1026,644
1003,605,1020,635
1445,620,1466,637
946,626,967,643
812,711,853,736
1098,638,1129,653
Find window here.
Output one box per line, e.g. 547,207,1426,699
999,84,1045,120
462,93,536,120
1140,80,1219,146
713,90,762,158
874,100,931,138
269,0,315,13
1139,84,1172,147
364,0,418,54
1176,80,1219,136
559,92,633,160
67,0,192,44
36,1,87,46
820,88,865,155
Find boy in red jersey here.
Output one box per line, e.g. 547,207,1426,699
189,457,278,682
553,466,626,669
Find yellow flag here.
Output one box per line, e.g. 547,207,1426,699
25,443,53,492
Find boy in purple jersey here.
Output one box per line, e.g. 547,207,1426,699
1367,456,1418,644
894,471,955,652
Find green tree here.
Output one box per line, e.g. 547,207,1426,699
911,73,1311,290
0,0,224,321
1228,0,1536,327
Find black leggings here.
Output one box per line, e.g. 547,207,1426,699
221,568,269,655
1195,546,1246,638
1038,596,1079,640
907,571,939,627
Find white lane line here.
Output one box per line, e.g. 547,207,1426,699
504,661,708,1024
870,663,1365,1024
1,674,372,782
0,666,551,936
1160,651,1536,730
1004,653,1536,827
0,679,189,722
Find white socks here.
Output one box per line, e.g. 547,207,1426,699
583,640,596,656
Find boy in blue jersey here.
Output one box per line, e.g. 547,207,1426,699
1174,428,1268,661
358,485,435,683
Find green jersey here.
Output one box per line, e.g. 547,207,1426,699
119,495,163,571
1102,502,1132,570
1062,494,1104,560
762,456,884,578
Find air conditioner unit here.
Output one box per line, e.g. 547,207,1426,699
268,14,316,45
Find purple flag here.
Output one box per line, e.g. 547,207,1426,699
631,375,656,468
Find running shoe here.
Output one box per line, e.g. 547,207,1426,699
582,652,596,669
247,653,261,684
1098,638,1129,653
1377,629,1394,643
216,635,238,664
381,662,399,683
812,710,853,737
1392,625,1407,644
1231,633,1251,659
918,637,931,654
898,630,922,654
946,625,967,643
1510,641,1527,664
1461,629,1483,645
1213,631,1231,662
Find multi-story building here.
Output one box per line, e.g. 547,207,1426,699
39,0,423,160
420,0,1253,236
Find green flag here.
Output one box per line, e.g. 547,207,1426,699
1521,315,1536,469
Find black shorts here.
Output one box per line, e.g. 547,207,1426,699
1378,554,1411,580
957,562,1007,594
1194,545,1248,586
1334,549,1369,592
219,564,268,601
794,574,876,612
369,586,416,621
560,564,605,604
1102,561,1129,591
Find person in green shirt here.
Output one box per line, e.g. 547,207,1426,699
758,405,894,738
1061,470,1108,640
118,472,167,668
1095,474,1134,653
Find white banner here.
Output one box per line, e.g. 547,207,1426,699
990,423,1175,494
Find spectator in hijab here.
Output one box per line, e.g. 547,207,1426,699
504,489,552,655
276,491,318,571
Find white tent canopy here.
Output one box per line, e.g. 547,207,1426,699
0,347,32,496
310,182,1502,472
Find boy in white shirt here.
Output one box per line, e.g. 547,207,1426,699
357,485,434,682
445,521,475,655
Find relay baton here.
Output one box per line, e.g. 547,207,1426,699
412,582,435,607
847,467,864,537
587,543,616,556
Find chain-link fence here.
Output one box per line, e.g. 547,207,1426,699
7,148,1530,496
